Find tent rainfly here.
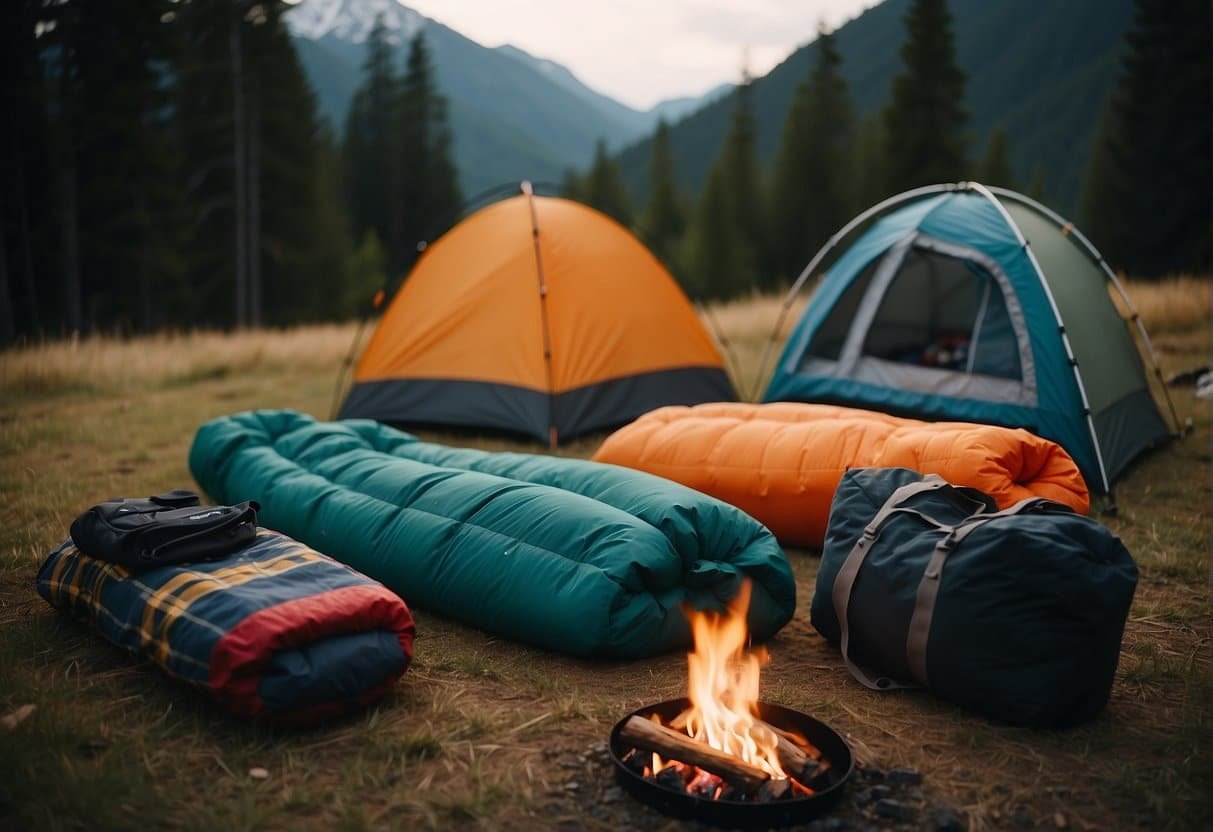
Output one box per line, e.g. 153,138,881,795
761,183,1180,497
340,183,735,445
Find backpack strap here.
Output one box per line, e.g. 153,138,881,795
903,496,1075,686
831,475,968,691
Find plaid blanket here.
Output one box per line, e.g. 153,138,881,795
37,528,414,723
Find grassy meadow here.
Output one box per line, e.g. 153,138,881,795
0,278,1209,830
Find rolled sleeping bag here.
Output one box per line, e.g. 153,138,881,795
592,402,1090,548
37,529,414,723
188,410,796,658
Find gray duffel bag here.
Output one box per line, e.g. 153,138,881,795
812,467,1139,728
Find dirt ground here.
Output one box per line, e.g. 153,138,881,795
1,295,1209,831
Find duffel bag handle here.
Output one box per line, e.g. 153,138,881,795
903,495,1077,686
831,475,964,691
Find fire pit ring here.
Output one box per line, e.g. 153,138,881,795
609,697,854,829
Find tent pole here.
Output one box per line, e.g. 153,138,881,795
522,180,559,447
750,183,960,402
329,289,384,420
969,182,1113,495
696,300,744,399
987,187,1185,438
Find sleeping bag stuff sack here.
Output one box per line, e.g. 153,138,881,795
592,402,1089,549
188,410,795,659
37,529,414,723
813,468,1137,728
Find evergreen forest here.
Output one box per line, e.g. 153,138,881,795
0,0,1207,344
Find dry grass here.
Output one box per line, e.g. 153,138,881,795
1114,276,1213,335
0,277,1210,831
0,323,358,397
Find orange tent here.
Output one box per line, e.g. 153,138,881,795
339,184,735,444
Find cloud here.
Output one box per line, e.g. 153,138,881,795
405,0,876,108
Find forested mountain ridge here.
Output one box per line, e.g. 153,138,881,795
616,0,1135,213
287,0,727,193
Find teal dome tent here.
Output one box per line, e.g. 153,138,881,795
760,183,1180,500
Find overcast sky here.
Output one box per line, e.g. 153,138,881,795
406,0,880,110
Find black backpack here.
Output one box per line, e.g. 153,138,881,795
69,489,259,570
812,468,1138,728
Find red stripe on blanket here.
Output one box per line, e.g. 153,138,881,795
209,584,414,719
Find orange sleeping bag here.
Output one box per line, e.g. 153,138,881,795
592,403,1090,548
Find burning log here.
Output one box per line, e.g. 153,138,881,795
755,718,831,786
756,777,791,802
619,716,771,792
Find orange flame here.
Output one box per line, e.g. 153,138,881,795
673,581,787,779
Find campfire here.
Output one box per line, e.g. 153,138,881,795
609,582,852,825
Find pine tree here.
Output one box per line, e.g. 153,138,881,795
344,14,399,268
727,80,768,289
769,25,855,283
976,127,1017,190
882,0,969,193
581,139,634,227
342,230,387,319
29,0,186,334
852,114,889,212
175,0,236,324
688,79,767,297
1080,0,1211,276
688,165,751,300
637,119,686,267
1,0,51,337
248,4,349,324
396,30,461,272
559,167,584,202
176,0,350,327
1026,164,1047,201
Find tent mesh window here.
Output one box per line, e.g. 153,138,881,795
802,257,881,364
861,247,1021,380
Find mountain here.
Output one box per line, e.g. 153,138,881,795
494,45,733,134
616,0,1135,214
286,0,724,194
648,82,734,125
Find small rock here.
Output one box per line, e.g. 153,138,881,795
248,767,269,780
858,765,886,781
1054,811,1068,829
887,768,923,786
564,780,581,791
0,704,36,731
76,739,109,759
586,805,611,821
874,798,918,822
589,741,608,756
854,788,875,807
558,760,580,770
601,786,624,804
932,805,965,832
1049,785,1072,798
869,784,892,800
806,819,851,831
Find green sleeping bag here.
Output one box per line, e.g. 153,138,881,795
189,410,795,658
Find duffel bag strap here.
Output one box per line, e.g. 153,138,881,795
831,475,963,691
903,496,1076,686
